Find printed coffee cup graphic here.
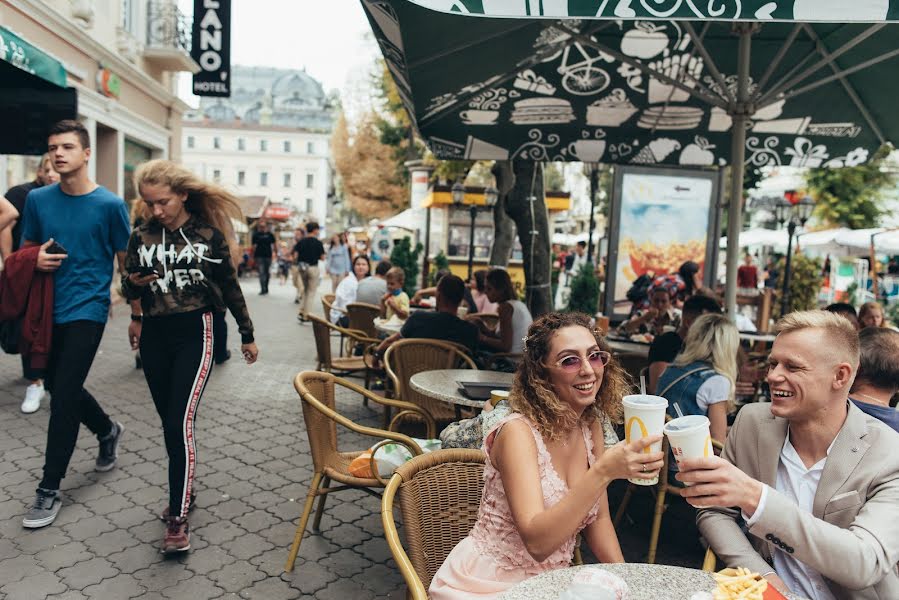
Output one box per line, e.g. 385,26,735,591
568,139,607,163
460,109,499,125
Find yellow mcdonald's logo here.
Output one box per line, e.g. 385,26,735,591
703,435,712,458
626,416,651,454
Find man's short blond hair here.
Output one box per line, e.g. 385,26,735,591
775,310,860,366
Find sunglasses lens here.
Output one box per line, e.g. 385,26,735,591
559,356,581,371
588,351,610,366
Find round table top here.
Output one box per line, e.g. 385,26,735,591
373,317,405,335
500,563,714,600
738,331,777,343
409,369,515,408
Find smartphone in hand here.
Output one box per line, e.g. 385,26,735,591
128,265,160,277
46,240,67,255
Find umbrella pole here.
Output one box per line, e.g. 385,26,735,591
725,24,755,321
587,164,598,263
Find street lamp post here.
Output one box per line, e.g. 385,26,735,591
453,182,498,281
775,193,815,315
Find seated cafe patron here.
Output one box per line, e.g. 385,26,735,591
678,311,899,600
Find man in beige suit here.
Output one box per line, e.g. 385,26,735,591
677,310,899,600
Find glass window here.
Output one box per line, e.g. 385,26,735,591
307,141,314,154
237,170,245,186
212,169,221,182
238,138,245,151
306,173,314,189
260,172,268,187
447,206,496,260
187,136,195,149
283,140,291,152
260,139,268,152
283,197,291,204
306,198,313,213
283,173,291,187
213,137,221,149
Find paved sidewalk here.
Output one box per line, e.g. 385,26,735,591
0,276,702,599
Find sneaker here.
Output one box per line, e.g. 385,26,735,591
159,492,196,521
162,517,190,553
21,383,45,414
22,488,61,528
95,421,124,472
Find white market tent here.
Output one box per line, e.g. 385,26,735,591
833,228,899,254
719,228,789,251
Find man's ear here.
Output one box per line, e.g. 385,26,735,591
832,362,855,391
84,146,92,162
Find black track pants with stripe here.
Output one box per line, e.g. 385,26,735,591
140,309,214,519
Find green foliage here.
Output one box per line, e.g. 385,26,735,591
775,252,823,317
429,251,450,286
544,163,566,192
389,236,424,296
886,302,899,327
804,145,896,229
845,282,860,307
583,164,614,218
566,263,600,315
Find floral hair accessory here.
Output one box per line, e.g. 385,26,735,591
521,335,529,347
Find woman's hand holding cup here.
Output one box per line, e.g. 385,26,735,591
597,435,664,482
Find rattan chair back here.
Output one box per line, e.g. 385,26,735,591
309,315,334,371
385,338,477,425
382,449,486,597
346,302,381,339
296,371,342,473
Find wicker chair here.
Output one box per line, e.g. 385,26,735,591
285,371,432,572
466,312,500,332
384,338,478,438
309,315,380,387
346,302,381,340
612,423,724,564
320,293,347,354
382,449,486,598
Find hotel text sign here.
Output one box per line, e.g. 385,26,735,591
191,0,231,97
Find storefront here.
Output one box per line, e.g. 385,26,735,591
422,185,571,290
0,0,192,195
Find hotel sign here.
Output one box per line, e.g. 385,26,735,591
191,0,230,97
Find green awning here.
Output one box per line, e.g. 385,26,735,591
0,26,67,88
405,1,899,22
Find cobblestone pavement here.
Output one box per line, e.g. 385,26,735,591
0,276,702,599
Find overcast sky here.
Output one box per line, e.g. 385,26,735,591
177,0,380,107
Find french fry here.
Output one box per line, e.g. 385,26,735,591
712,567,768,600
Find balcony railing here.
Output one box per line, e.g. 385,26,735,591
144,0,198,72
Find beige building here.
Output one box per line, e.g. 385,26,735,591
0,0,197,200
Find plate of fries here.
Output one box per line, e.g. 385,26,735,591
711,567,781,600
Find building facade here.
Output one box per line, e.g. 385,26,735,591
0,0,196,199
181,66,335,228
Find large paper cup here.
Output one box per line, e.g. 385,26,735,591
622,394,668,485
663,415,712,486
489,389,510,407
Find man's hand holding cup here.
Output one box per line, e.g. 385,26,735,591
677,455,765,517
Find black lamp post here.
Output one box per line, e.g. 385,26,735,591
775,193,815,315
453,182,498,281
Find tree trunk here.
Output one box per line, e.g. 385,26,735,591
490,161,516,267
504,160,552,317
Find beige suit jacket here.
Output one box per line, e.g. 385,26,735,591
697,402,899,600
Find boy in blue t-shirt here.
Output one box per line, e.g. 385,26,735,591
20,120,132,529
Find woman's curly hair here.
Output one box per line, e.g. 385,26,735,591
509,312,630,441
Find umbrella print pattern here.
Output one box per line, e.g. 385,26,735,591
363,0,898,177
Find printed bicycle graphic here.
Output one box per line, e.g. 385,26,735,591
555,41,613,96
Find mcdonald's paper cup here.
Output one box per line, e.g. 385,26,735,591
663,415,712,486
489,390,510,406
622,394,668,486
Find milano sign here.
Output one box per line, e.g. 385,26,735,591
191,0,230,97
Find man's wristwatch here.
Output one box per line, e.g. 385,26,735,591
130,314,142,322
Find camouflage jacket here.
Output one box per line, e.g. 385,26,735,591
121,214,254,343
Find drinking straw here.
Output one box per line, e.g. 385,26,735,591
640,375,646,396
673,402,685,419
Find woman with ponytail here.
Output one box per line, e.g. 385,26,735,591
121,160,259,553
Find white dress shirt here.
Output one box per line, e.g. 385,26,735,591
745,433,837,600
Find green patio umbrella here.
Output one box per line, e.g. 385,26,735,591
361,0,899,316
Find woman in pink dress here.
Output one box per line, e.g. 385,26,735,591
430,312,665,599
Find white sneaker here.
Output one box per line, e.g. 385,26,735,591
21,383,45,414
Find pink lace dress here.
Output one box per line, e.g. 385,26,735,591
429,414,603,599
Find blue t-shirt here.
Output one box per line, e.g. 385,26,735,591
21,183,131,324
850,398,899,433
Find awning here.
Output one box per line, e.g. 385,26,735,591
0,26,77,155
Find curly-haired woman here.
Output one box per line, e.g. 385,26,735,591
430,312,663,599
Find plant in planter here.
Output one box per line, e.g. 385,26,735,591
428,251,450,286
389,236,423,297
566,263,600,315
775,252,822,317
